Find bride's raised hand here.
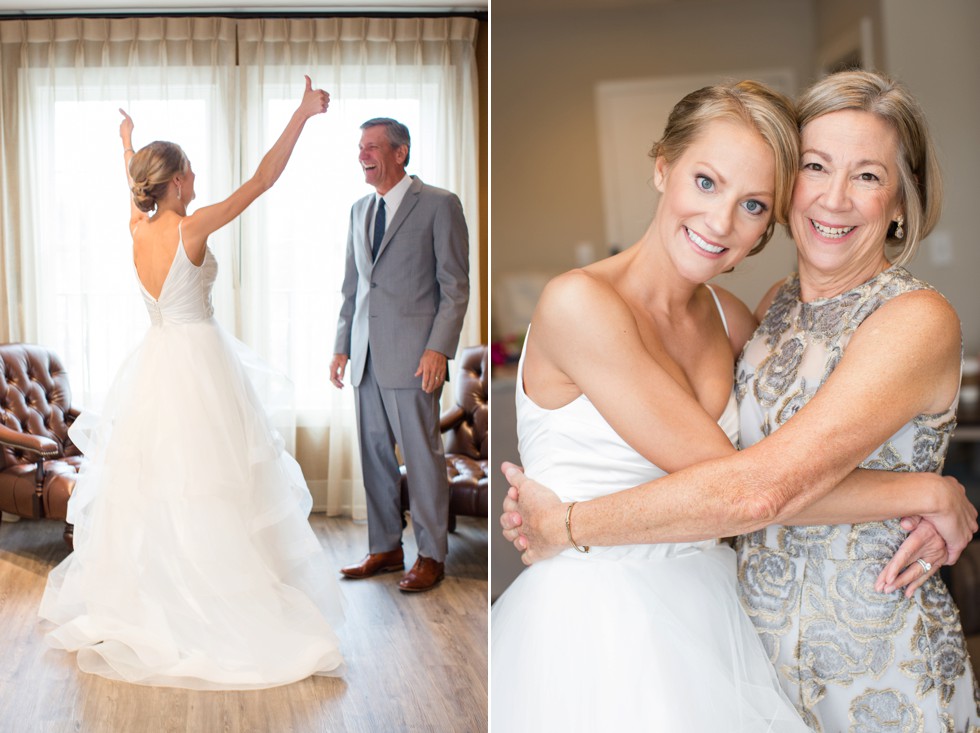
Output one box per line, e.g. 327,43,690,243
119,108,134,144
501,462,566,565
299,75,330,119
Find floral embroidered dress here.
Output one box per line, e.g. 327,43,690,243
734,266,980,733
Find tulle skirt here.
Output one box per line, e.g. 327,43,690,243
490,542,809,732
38,318,344,690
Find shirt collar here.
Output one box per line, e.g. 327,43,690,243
377,173,412,218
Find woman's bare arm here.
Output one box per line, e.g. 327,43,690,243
506,288,975,562
118,109,147,234
524,269,737,473
181,76,329,259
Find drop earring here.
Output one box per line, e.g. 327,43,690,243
177,185,182,202
894,214,904,240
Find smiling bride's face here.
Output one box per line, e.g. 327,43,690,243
652,118,777,284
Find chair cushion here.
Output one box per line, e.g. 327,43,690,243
447,454,489,517
0,456,82,520
0,344,77,469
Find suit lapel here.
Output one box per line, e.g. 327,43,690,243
361,197,376,263
375,176,423,262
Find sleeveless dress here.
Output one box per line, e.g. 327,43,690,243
734,267,980,732
491,290,809,732
38,229,345,690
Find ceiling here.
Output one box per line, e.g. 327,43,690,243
0,0,486,14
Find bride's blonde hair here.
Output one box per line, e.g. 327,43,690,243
650,80,799,257
128,141,189,213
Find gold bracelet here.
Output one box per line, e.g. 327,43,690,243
565,502,590,553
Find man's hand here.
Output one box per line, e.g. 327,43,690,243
329,353,349,389
416,349,447,393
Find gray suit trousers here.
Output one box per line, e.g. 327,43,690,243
354,350,449,562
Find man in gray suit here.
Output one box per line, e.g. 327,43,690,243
329,118,470,592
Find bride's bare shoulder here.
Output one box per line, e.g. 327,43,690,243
537,266,630,324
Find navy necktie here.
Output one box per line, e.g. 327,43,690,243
372,198,386,261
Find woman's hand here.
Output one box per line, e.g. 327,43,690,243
299,75,330,119
919,474,978,564
499,462,567,565
875,475,977,597
875,515,948,597
119,108,134,149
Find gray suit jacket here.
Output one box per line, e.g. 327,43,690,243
334,175,470,389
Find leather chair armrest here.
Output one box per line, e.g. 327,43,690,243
0,424,60,457
439,405,467,434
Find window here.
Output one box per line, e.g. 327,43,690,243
1,16,480,512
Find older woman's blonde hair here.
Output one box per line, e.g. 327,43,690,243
650,80,799,257
796,70,943,266
128,141,190,213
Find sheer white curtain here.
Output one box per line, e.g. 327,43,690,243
0,17,238,405
0,16,480,519
236,17,481,518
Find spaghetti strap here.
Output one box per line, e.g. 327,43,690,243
704,284,730,337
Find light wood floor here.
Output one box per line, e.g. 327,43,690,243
0,514,488,733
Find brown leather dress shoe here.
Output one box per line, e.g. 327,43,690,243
398,556,445,592
340,548,405,579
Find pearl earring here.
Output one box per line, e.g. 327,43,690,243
894,215,904,240
177,185,182,202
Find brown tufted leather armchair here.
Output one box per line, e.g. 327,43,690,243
402,344,489,532
0,344,84,547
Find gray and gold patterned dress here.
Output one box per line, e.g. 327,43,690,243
734,266,980,733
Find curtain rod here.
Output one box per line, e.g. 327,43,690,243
0,10,488,20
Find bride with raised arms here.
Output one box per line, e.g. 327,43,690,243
39,76,344,691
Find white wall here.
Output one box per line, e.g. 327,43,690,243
879,0,980,354
491,0,816,333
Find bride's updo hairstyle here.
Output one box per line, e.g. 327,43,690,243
129,141,190,213
649,80,798,256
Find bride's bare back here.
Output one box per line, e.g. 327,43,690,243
132,213,203,300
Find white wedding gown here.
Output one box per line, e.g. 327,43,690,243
490,318,809,731
38,229,344,690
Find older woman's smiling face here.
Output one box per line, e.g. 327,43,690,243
790,109,904,295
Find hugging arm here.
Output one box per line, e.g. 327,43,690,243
503,289,975,575
519,272,741,480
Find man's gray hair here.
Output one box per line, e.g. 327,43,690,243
361,117,411,166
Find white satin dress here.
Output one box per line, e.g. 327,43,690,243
490,293,810,732
38,228,345,690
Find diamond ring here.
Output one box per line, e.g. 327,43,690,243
916,558,932,574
